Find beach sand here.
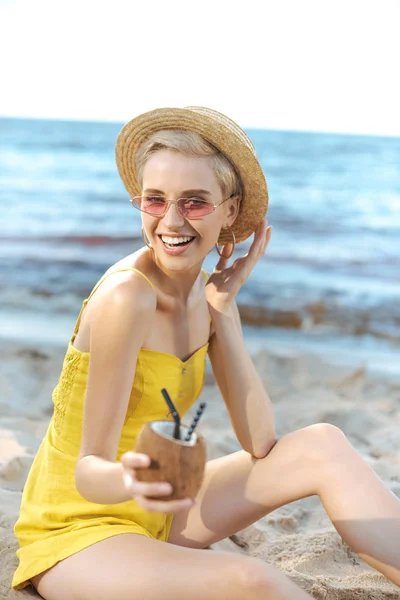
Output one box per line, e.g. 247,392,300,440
0,336,399,599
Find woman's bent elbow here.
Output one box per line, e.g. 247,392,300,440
250,437,279,459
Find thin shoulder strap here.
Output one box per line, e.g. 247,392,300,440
88,268,156,297
70,268,156,344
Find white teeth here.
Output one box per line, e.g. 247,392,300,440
161,235,194,245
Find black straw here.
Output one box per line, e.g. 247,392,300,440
161,388,181,440
184,402,207,442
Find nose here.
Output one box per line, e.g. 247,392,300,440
161,201,185,228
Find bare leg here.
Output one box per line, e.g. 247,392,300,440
169,423,400,586
316,428,400,586
31,533,312,600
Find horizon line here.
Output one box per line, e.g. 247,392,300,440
1,113,400,141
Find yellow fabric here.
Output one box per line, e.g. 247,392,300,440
12,268,210,590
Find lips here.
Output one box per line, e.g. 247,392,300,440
157,233,195,242
157,234,196,255
157,234,196,247
160,235,195,246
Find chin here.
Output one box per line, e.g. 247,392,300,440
156,256,203,273
151,236,208,270
154,250,206,273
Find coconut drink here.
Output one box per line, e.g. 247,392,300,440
135,419,206,500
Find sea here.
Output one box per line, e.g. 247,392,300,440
1,117,400,377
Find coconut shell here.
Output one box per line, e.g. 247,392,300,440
135,420,206,500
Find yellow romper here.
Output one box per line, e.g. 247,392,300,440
12,267,210,590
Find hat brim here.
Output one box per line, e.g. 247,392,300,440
115,107,268,244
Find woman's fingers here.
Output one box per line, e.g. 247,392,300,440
121,451,151,470
213,219,270,274
246,221,272,270
265,224,273,250
126,475,174,499
233,221,267,279
135,495,194,514
214,242,233,271
249,220,268,258
122,471,194,513
121,451,194,513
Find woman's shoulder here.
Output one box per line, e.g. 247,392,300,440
103,249,150,276
100,250,156,292
87,251,157,316
72,251,156,353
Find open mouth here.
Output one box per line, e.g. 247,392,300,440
158,235,196,249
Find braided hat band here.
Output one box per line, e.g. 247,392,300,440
116,106,269,244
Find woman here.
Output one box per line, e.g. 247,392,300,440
12,107,400,599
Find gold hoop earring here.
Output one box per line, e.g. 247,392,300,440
142,227,153,249
215,227,236,259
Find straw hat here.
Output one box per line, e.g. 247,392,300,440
115,106,269,244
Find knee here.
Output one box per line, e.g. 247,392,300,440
301,422,350,463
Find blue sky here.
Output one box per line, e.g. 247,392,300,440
1,0,399,136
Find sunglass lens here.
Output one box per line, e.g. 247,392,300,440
131,197,143,210
133,196,167,215
178,199,214,218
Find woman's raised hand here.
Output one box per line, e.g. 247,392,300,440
206,219,272,313
120,451,195,514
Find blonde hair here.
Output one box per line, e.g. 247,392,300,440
136,130,243,200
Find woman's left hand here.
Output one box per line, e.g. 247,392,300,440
205,219,272,314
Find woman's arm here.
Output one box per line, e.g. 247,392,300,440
75,455,128,504
207,300,276,459
204,220,274,458
75,273,157,504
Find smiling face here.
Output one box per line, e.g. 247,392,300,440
140,149,239,272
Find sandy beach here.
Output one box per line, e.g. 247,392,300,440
0,333,399,599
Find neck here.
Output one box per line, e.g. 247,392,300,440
152,257,204,302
